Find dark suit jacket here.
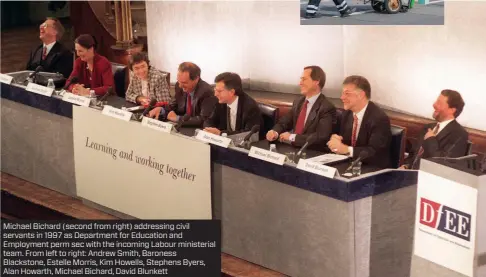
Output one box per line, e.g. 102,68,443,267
272,94,336,148
339,101,392,169
405,120,469,168
166,79,217,127
26,42,73,79
204,92,262,135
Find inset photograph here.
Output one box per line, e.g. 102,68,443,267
301,0,444,25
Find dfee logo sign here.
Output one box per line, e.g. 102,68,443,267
419,198,471,241
414,170,478,277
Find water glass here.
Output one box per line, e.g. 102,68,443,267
269,144,277,152
352,161,362,176
47,78,55,89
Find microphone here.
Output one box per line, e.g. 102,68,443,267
174,114,191,132
346,150,369,172
96,87,113,107
296,134,317,157
29,66,43,78
63,76,79,90
140,98,157,120
239,125,260,146
27,66,43,82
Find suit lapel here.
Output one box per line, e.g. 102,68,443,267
435,120,455,142
303,94,322,133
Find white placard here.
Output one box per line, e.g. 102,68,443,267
62,93,91,107
141,116,172,133
0,73,13,84
248,146,286,166
101,105,132,122
414,171,478,277
72,106,211,219
297,159,337,179
26,82,54,97
306,153,349,165
195,130,231,148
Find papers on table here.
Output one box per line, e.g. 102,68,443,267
306,153,349,165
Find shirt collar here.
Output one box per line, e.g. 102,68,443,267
305,93,320,106
354,102,369,121
437,119,454,133
227,96,239,111
43,41,56,52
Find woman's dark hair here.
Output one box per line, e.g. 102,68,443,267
75,34,97,50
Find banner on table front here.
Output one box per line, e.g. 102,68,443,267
414,171,478,277
73,106,211,219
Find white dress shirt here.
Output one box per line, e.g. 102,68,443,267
43,41,56,57
436,119,453,134
348,102,369,157
288,93,321,142
227,96,239,131
141,79,149,97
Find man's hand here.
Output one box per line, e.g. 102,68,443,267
203,127,221,136
148,107,162,119
266,130,278,141
399,165,409,170
279,132,292,143
330,134,343,141
137,96,150,106
167,111,178,122
424,128,436,140
327,138,349,155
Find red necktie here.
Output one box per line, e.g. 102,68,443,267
186,93,192,116
351,114,358,147
294,100,308,135
42,47,47,60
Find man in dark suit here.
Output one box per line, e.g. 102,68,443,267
203,72,262,135
26,18,73,78
266,66,336,148
327,75,392,169
403,89,469,169
148,62,217,128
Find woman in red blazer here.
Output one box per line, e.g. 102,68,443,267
67,34,114,96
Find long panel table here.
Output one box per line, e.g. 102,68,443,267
1,81,418,277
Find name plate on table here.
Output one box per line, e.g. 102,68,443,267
26,82,54,97
248,146,286,166
196,131,231,148
101,105,132,122
62,93,91,107
141,117,172,133
297,159,337,178
0,73,13,84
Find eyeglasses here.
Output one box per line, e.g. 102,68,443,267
40,23,53,29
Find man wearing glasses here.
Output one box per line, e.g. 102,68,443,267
26,17,73,78
327,75,392,169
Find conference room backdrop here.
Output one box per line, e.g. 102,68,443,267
146,1,486,132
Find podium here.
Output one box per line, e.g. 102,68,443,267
411,158,486,277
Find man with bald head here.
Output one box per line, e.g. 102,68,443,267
26,17,73,78
149,62,217,127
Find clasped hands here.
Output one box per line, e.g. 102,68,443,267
72,84,90,96
147,107,178,122
327,134,350,155
266,130,292,143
